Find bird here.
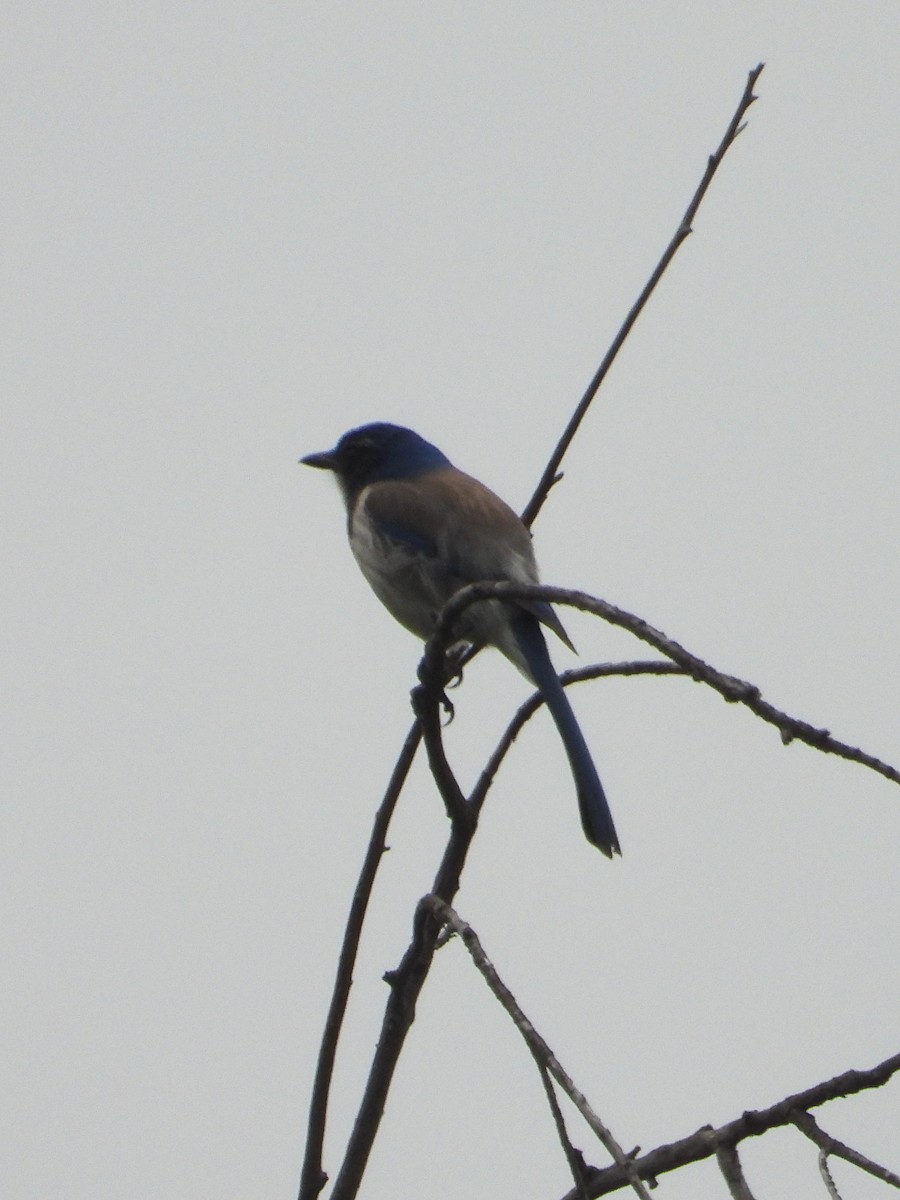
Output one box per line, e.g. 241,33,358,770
301,422,620,857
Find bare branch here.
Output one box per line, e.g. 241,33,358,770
327,795,478,1200
564,1051,900,1198
326,663,676,1200
818,1152,844,1200
537,1065,592,1200
423,896,652,1200
297,725,422,1200
715,1144,758,1200
791,1110,900,1190
472,661,685,806
521,63,765,530
427,582,900,788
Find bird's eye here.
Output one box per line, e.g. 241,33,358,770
337,437,381,479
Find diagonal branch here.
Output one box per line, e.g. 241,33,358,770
327,798,476,1200
521,63,765,530
790,1110,900,1190
423,896,653,1200
297,724,422,1200
538,1064,592,1200
565,1051,900,1199
426,582,900,787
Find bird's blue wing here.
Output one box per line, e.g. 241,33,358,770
356,470,574,650
356,483,442,557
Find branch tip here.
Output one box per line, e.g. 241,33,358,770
520,62,765,529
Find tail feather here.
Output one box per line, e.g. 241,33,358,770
511,614,621,858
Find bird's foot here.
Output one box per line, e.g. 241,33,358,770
412,674,455,725
443,641,470,690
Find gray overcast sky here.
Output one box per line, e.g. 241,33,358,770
4,5,899,1198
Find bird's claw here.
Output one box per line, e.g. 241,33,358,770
444,641,469,689
410,677,455,725
439,691,455,725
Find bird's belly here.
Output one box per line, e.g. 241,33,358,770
350,531,446,640
349,509,541,673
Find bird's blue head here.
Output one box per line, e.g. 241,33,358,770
301,423,451,502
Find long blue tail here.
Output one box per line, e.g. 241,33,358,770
511,614,620,858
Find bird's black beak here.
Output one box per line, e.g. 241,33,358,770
300,449,337,471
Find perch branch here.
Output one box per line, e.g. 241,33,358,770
426,583,900,788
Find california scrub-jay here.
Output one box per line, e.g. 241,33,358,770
301,422,620,857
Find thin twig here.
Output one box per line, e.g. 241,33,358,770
297,724,421,1200
538,1065,591,1200
521,63,764,530
423,897,653,1200
818,1152,843,1200
426,583,900,788
791,1109,900,1190
565,1051,900,1199
327,799,477,1200
715,1143,758,1200
472,661,684,804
